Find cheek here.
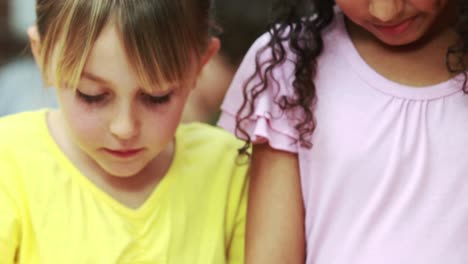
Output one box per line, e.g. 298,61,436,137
163,100,187,128
334,1,365,22
61,99,107,143
411,0,446,12
143,98,187,142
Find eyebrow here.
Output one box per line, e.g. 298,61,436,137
81,72,113,87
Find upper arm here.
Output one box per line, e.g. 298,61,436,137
246,143,305,264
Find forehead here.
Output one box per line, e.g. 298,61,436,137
82,22,136,87
82,22,198,92
85,22,130,74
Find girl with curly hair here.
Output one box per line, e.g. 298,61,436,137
218,0,468,263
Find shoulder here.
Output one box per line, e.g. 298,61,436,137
0,111,46,186
244,10,346,59
176,122,245,153
320,11,350,53
0,109,47,133
0,110,49,152
173,123,249,195
233,11,346,87
175,122,248,176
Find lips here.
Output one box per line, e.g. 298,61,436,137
373,16,416,36
103,148,144,158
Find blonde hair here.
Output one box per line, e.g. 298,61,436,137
35,0,214,91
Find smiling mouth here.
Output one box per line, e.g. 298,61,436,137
104,148,144,158
374,16,417,35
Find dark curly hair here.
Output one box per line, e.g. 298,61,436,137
236,0,468,155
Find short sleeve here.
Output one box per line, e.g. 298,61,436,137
217,33,300,153
0,156,21,263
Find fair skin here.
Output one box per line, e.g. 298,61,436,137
247,0,457,263
28,22,219,209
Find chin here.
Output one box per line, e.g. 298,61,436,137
101,163,146,178
371,27,429,48
375,33,424,47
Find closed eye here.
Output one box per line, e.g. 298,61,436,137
76,90,107,104
141,92,172,105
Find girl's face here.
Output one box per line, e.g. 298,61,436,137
335,0,453,46
52,23,216,178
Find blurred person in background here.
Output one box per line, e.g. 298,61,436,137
182,0,272,123
0,0,57,116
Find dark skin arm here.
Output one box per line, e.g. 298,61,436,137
246,143,306,263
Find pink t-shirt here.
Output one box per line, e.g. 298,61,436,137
218,11,468,264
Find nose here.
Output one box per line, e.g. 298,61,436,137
109,104,139,141
369,0,404,23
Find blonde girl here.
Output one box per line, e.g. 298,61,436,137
0,0,248,263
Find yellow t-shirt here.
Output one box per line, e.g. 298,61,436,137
0,110,248,264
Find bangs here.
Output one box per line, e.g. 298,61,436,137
37,0,212,91
117,0,210,91
37,0,113,89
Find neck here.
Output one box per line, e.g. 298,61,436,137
345,3,461,87
99,142,174,191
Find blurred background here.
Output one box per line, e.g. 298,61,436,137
0,0,272,122
0,0,57,116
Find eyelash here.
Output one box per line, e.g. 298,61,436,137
76,90,106,104
76,90,172,106
141,92,172,105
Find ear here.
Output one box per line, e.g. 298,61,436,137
27,25,42,67
189,37,220,91
199,37,221,69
